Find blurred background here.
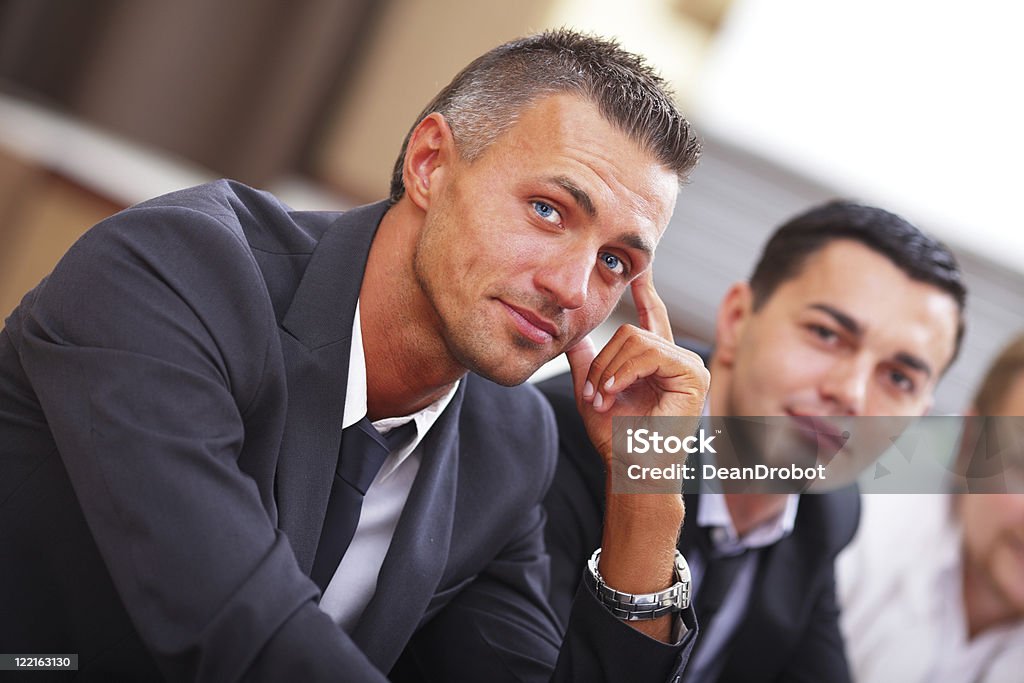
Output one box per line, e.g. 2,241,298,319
1,0,1021,413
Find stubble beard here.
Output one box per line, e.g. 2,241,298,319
411,217,543,388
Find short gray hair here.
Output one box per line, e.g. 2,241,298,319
389,29,701,203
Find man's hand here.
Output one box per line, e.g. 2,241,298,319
565,270,709,642
566,271,709,462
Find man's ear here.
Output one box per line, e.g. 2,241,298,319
714,282,754,368
402,113,456,211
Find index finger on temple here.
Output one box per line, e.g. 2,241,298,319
631,270,673,340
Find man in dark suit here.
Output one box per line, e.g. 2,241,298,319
0,31,708,681
541,201,968,682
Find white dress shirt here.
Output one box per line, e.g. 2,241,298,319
318,302,459,632
838,494,1024,683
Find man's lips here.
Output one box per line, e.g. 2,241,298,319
786,412,849,452
499,300,559,344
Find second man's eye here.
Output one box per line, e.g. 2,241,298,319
888,369,916,394
809,324,838,343
532,201,561,225
599,252,625,275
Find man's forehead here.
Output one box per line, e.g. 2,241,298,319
779,241,946,307
504,96,677,200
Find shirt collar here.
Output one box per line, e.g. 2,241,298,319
342,300,369,431
697,492,800,554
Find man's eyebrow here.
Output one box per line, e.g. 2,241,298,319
549,175,597,218
618,233,656,259
894,352,933,379
809,303,863,338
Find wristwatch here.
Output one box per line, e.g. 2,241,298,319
584,548,691,621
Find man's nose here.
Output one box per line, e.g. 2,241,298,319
535,249,591,311
820,355,872,416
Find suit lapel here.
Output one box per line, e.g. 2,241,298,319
352,382,465,672
274,200,391,573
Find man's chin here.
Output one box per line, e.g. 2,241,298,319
466,363,537,387
455,345,550,387
445,322,564,386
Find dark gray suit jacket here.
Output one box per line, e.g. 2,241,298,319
539,369,859,683
0,180,692,681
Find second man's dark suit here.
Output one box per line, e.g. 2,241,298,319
539,369,859,682
0,180,693,681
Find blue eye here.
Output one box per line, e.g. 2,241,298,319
532,201,561,224
600,252,625,275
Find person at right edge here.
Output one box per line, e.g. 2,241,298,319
540,201,966,681
838,333,1024,682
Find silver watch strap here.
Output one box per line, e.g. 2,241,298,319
584,548,691,621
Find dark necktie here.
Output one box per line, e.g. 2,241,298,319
310,416,417,592
691,526,749,656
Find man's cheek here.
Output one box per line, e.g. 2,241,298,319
596,286,625,320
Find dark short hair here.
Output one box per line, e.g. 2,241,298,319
749,200,967,364
388,29,701,203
